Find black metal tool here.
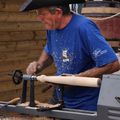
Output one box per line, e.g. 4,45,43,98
9,70,36,107
115,96,120,104
9,70,64,108
9,70,23,85
9,70,37,85
20,80,27,103
29,80,35,107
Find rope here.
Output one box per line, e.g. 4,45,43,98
89,12,120,21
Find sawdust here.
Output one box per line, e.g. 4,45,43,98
0,112,54,120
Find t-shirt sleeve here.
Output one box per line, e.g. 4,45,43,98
44,44,51,55
80,19,118,67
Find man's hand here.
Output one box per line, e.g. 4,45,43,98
26,61,39,75
26,51,53,75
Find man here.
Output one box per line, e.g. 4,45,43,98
21,0,120,111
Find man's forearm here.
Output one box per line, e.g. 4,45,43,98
36,57,53,74
35,50,53,74
77,60,120,77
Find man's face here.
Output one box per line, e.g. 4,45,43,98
36,8,62,30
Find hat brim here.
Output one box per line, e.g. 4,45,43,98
20,0,85,12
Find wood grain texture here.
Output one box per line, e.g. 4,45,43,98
0,12,37,22
0,22,45,32
0,31,46,41
37,75,100,87
82,7,120,14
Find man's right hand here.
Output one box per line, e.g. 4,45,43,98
26,61,39,75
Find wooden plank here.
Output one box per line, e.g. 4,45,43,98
35,31,47,40
0,50,42,62
0,30,46,42
0,31,34,42
0,12,38,22
82,7,120,14
0,58,37,73
0,40,45,52
16,40,43,51
0,58,56,75
0,22,45,32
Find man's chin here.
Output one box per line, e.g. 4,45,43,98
45,27,55,30
44,25,55,30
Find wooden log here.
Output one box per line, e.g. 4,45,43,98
82,7,120,14
0,22,45,32
0,12,38,22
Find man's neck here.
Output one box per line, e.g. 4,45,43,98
58,14,72,29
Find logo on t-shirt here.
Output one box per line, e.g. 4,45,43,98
93,48,107,58
62,49,70,62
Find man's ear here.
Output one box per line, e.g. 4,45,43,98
55,8,63,17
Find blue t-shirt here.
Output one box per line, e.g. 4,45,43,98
44,14,117,111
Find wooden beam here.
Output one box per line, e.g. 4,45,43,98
0,40,44,52
0,60,55,72
0,58,37,73
0,22,45,32
0,49,41,61
0,12,38,22
0,31,46,42
0,31,34,41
